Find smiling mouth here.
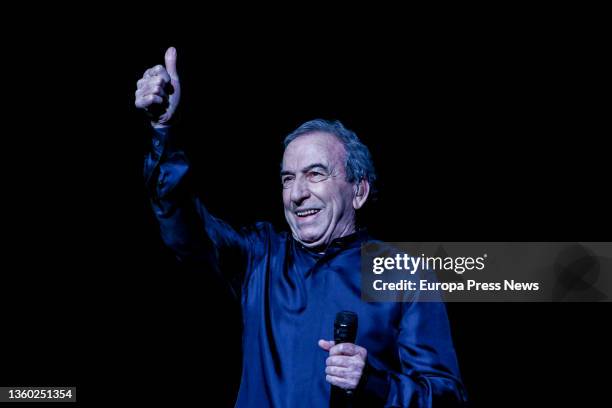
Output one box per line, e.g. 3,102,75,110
295,209,321,218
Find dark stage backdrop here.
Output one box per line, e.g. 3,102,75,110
129,37,610,406
3,20,609,407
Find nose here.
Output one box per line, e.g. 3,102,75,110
290,177,311,207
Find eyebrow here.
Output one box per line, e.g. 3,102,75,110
280,163,329,177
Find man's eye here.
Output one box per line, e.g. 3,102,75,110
308,171,326,182
282,177,295,188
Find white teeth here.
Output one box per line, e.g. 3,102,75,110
296,209,320,217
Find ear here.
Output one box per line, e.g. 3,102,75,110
352,178,370,210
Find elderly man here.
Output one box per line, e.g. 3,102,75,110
136,47,467,407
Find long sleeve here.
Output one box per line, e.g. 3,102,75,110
358,299,468,407
144,126,254,295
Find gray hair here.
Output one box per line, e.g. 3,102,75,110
283,119,377,193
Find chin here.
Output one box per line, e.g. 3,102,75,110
298,235,320,245
296,231,325,247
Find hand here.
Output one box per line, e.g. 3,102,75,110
134,47,181,128
319,339,367,390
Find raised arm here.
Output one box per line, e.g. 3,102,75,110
136,47,253,295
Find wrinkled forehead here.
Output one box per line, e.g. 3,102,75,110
282,132,347,170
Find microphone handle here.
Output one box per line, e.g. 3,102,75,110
331,339,355,407
331,384,353,408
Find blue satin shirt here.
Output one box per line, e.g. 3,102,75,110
145,127,467,407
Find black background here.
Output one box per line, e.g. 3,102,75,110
3,8,610,407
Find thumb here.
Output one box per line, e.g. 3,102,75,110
164,46,178,79
318,339,335,351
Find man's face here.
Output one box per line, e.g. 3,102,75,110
281,132,357,249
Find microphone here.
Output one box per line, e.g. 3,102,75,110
332,311,358,405
334,310,358,344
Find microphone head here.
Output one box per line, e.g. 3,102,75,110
334,311,358,344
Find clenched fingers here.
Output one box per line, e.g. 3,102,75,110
329,342,367,360
135,66,171,109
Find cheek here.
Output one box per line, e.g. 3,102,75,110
330,187,354,212
282,191,291,209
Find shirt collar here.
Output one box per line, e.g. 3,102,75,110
295,228,369,255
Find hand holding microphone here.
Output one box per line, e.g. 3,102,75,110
318,311,367,392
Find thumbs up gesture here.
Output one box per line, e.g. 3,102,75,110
135,47,181,128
